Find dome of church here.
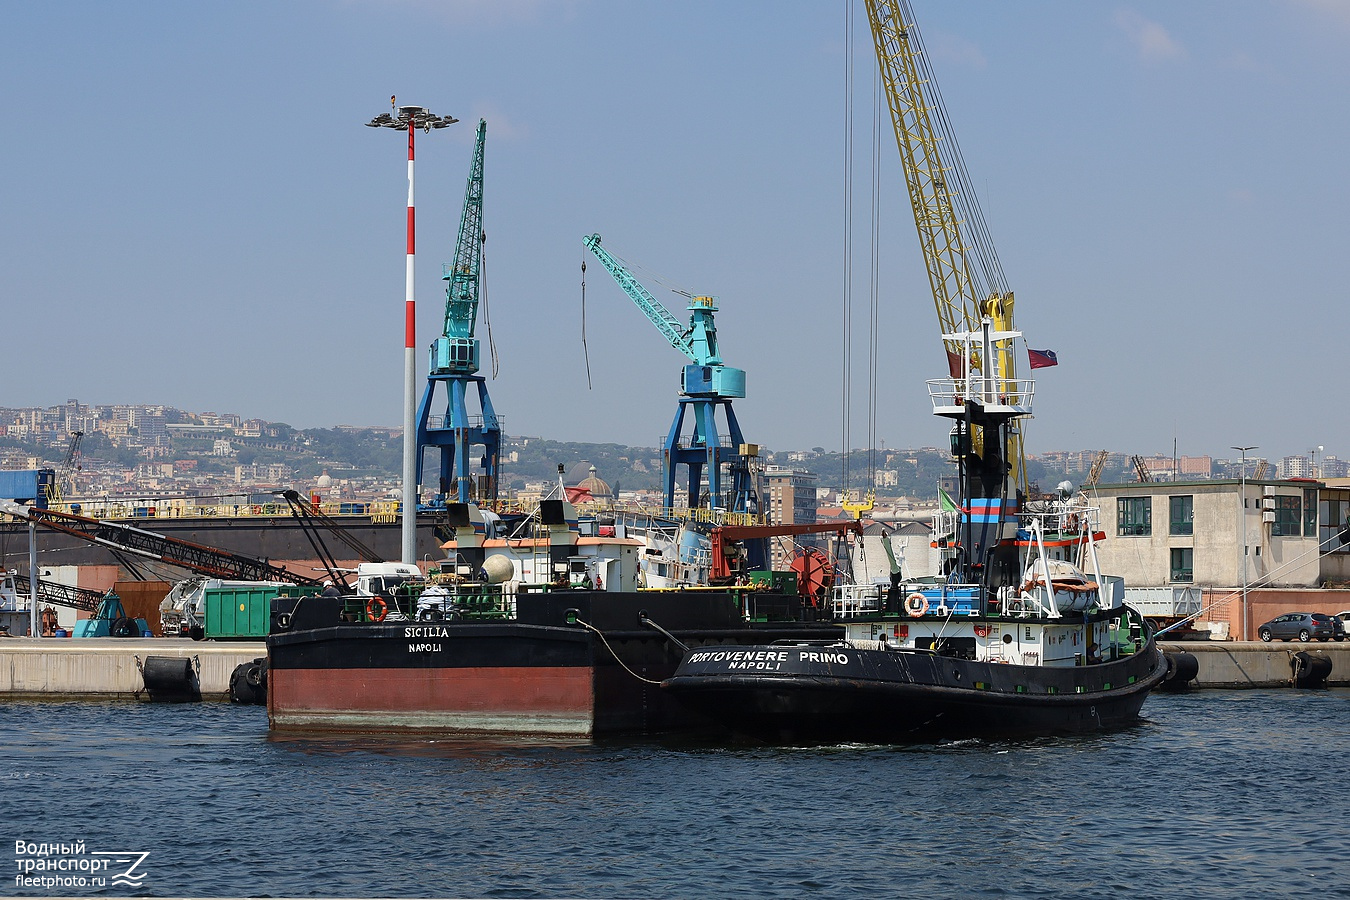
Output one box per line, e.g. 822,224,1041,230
577,464,612,502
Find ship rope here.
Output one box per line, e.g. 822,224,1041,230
841,7,883,501
481,232,499,379
841,0,855,497
571,615,663,685
580,256,592,390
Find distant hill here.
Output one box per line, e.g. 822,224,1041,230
2,406,1128,501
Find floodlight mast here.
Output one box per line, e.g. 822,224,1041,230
366,99,458,564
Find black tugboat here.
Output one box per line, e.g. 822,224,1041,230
662,320,1168,742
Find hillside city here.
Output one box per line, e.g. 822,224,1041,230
2,400,1345,512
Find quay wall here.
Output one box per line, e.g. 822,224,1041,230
0,638,1344,702
1160,640,1349,687
0,637,265,699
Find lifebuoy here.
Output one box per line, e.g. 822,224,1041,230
366,597,388,623
904,593,929,617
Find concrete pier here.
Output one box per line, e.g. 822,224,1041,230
0,637,265,699
1159,640,1349,688
0,638,1343,701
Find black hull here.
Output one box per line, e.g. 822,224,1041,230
663,640,1168,743
267,590,841,736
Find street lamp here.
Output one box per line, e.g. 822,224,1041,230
1232,445,1257,640
367,98,458,564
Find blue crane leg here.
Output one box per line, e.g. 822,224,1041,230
695,401,722,510
720,400,749,513
448,380,472,503
663,402,688,511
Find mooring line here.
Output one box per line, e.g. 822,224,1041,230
572,616,663,686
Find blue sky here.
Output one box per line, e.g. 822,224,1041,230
3,1,1347,465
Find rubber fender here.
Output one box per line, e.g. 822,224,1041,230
245,657,267,689
1159,652,1200,691
1291,651,1332,688
229,658,268,704
229,663,261,704
142,656,201,702
111,617,138,638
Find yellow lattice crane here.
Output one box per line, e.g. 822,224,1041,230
864,0,1026,490
1083,451,1110,488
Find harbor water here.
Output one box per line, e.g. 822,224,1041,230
4,690,1350,899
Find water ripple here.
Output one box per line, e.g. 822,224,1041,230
3,690,1350,897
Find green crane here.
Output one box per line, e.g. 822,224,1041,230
415,119,501,507
583,233,757,515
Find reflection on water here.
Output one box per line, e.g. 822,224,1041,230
270,728,598,760
3,689,1349,898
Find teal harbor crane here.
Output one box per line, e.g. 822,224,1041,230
415,119,500,507
583,234,758,515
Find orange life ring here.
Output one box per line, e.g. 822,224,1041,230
366,596,388,623
904,593,929,617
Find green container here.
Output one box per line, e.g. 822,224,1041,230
204,585,282,639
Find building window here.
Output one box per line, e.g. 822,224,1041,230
1117,497,1151,536
1304,489,1317,537
1272,495,1301,536
1170,547,1193,583
1321,498,1350,553
1169,495,1193,536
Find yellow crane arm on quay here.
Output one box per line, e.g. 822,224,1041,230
864,0,1027,490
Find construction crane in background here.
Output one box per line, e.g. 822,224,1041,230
1253,459,1269,480
1131,455,1153,483
0,500,320,586
43,431,84,506
583,234,758,515
276,489,382,590
864,0,1026,491
10,573,109,614
1083,450,1109,488
415,119,501,509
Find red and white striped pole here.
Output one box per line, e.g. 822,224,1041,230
366,102,456,564
400,120,418,564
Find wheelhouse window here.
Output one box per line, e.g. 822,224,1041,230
1304,488,1318,537
1170,547,1193,583
1117,497,1151,536
1169,495,1193,536
1272,495,1301,536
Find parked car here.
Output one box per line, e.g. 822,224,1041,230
1334,611,1350,641
1257,612,1339,643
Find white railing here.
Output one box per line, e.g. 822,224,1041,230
927,377,1035,413
831,583,885,618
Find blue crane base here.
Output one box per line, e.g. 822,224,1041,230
663,396,756,516
415,373,501,508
